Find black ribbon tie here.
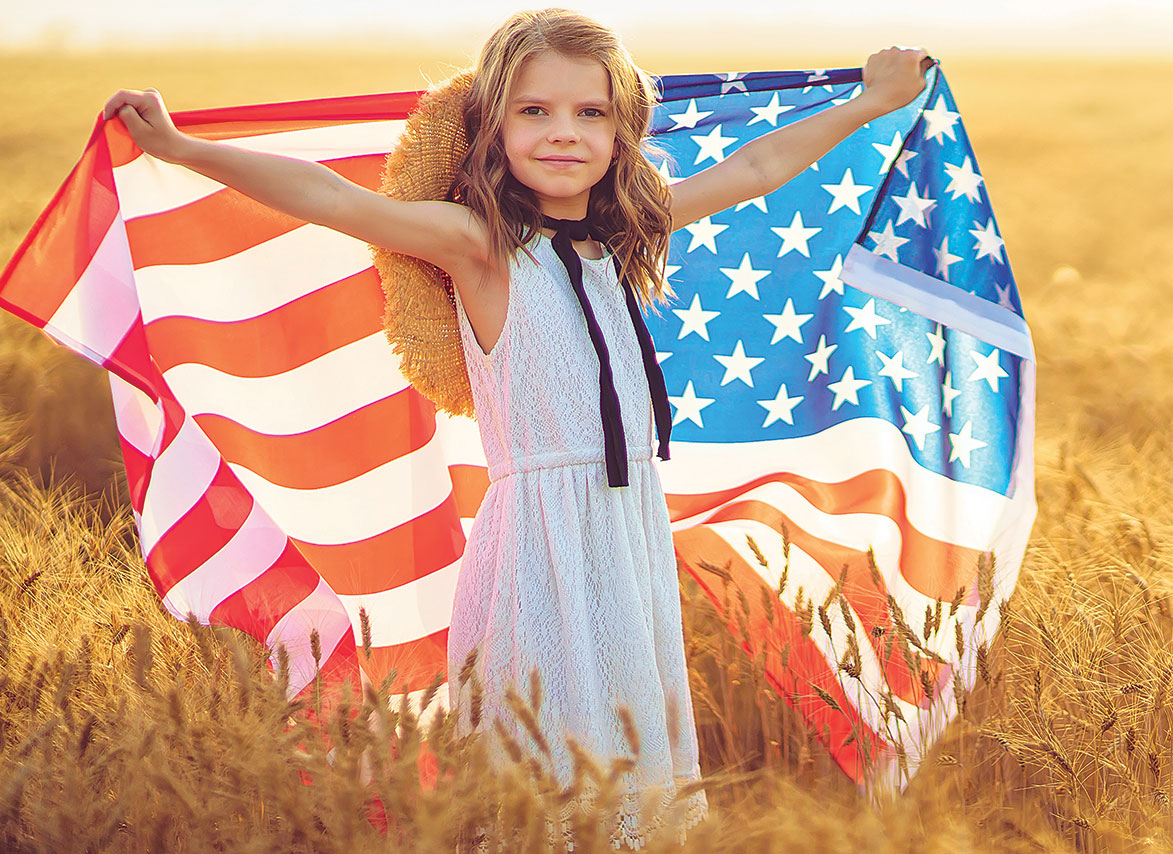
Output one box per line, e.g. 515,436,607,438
542,215,673,488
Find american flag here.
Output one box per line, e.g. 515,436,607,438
0,64,1034,790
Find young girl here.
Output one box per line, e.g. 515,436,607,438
104,7,929,849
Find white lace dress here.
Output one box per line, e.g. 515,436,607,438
447,233,709,850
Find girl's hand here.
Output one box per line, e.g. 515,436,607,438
102,88,188,162
860,47,933,115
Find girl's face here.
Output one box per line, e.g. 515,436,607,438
502,51,619,220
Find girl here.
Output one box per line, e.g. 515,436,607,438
104,8,929,850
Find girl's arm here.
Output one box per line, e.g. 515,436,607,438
102,89,490,280
668,47,932,231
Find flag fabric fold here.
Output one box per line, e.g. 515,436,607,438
0,63,1034,789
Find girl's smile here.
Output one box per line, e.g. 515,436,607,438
503,51,618,219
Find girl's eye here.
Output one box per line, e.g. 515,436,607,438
582,108,605,118
521,106,544,116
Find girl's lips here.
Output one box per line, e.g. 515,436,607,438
539,156,584,163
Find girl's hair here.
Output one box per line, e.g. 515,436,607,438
451,7,674,311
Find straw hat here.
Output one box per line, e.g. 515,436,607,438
369,70,477,419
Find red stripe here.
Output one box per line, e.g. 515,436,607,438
107,91,424,168
700,499,945,707
291,495,465,596
666,468,980,600
193,388,434,490
145,460,255,596
361,627,449,696
0,120,117,325
118,435,153,515
210,541,323,641
674,526,883,783
145,268,383,376
102,315,164,399
123,154,385,269
449,464,490,519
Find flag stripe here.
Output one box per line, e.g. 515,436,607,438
290,496,466,596
192,389,431,491
144,269,383,376
122,154,386,268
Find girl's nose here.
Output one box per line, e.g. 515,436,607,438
547,114,580,144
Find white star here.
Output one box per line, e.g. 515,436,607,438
843,298,891,339
867,220,909,263
948,420,987,468
900,405,940,451
672,293,720,341
735,195,768,213
893,181,936,228
968,347,1009,392
683,216,728,253
667,98,712,130
821,168,873,215
655,350,672,364
893,149,919,178
656,160,684,186
922,95,961,145
804,335,837,381
942,371,961,417
875,349,919,392
714,340,765,387
720,72,748,94
664,262,681,281
763,298,813,345
748,92,794,127
969,218,1005,264
944,156,983,202
719,253,770,300
925,324,946,366
669,380,716,427
770,211,820,258
691,124,738,165
831,84,864,107
802,69,833,93
827,366,871,411
871,131,903,175
814,254,845,300
759,383,804,427
995,281,1015,310
933,236,963,281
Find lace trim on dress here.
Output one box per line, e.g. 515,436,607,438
460,768,708,853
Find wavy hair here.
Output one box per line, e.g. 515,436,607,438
449,8,674,312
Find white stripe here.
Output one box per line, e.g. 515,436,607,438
162,332,407,435
228,433,453,545
337,558,462,647
434,411,489,468
139,415,223,554
135,223,374,324
115,120,405,219
841,244,1034,361
267,576,356,698
43,212,138,363
706,519,967,767
109,374,163,457
672,479,941,608
660,417,1022,548
159,501,289,621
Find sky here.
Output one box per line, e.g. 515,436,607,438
2,0,1171,54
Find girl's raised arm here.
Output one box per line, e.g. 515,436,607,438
668,47,932,232
103,89,490,281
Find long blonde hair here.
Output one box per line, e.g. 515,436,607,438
450,8,674,312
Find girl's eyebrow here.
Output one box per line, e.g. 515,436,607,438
509,94,611,109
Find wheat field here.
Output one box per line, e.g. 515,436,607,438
1,48,1171,852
